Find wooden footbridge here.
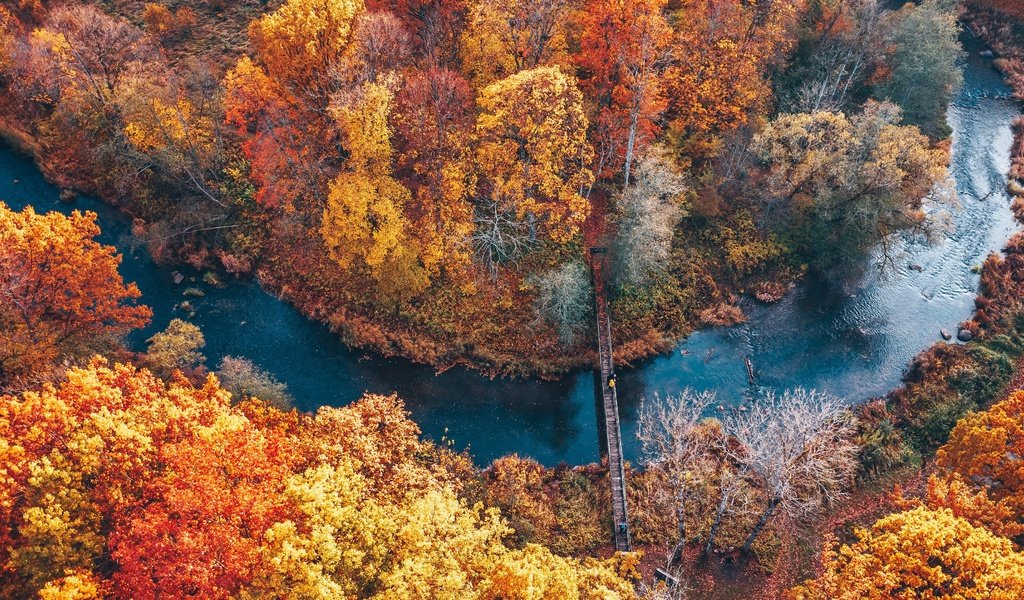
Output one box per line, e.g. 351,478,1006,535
590,248,632,552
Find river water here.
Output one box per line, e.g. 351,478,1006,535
1,36,1019,466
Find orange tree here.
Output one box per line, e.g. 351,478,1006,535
935,390,1024,532
788,506,1024,599
0,360,637,598
0,204,150,383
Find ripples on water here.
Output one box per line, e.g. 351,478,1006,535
0,34,1019,466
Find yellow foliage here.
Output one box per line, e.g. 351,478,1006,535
476,66,593,244
789,506,1024,599
322,81,429,294
37,570,104,599
248,0,364,88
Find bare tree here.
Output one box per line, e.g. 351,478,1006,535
638,390,715,565
794,0,883,113
531,261,591,344
472,197,534,278
726,389,859,553
612,148,688,286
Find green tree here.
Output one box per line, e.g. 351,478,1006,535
874,0,963,138
753,101,951,275
145,318,205,377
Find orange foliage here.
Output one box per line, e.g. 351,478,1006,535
665,0,799,157
0,204,151,382
574,0,671,182
936,391,1024,526
0,361,636,597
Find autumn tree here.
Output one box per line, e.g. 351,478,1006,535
460,0,572,86
778,0,885,114
753,101,951,274
321,79,429,296
217,356,293,410
574,0,672,184
18,5,158,114
788,507,1024,599
0,205,150,384
393,67,476,275
365,0,468,65
875,0,963,138
637,390,715,564
475,66,594,247
910,474,1024,540
144,318,205,378
728,389,859,553
935,390,1024,531
612,149,688,286
120,62,227,214
224,0,364,210
665,0,799,158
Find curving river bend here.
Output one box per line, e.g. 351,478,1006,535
2,34,1019,466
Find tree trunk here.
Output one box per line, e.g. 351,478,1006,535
704,486,731,555
623,110,639,188
742,497,780,554
669,482,687,566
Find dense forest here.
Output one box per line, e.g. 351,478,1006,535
0,0,964,376
4,0,1024,597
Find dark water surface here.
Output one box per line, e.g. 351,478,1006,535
2,37,1019,466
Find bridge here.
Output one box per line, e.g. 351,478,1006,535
590,248,632,552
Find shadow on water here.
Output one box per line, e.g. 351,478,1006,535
1,32,1018,466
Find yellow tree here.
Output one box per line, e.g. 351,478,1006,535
788,506,1024,599
321,80,428,296
475,66,593,246
460,0,572,86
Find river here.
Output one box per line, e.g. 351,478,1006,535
1,35,1019,466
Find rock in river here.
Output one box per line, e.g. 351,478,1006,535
940,329,952,341
957,328,974,342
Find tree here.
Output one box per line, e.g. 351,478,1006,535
574,0,672,184
393,67,476,275
728,389,858,553
753,101,951,274
144,318,205,377
475,66,594,245
484,454,558,545
612,149,687,286
911,474,1024,540
0,205,151,383
349,11,413,83
460,0,572,86
780,0,884,114
788,507,1024,599
874,0,963,138
217,356,293,411
22,5,158,112
246,0,363,97
936,390,1024,529
532,261,592,344
665,0,799,158
364,0,468,66
637,390,715,563
321,80,429,296
224,0,365,210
